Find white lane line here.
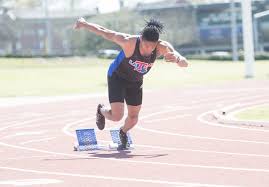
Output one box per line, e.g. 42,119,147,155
197,110,269,132
173,93,254,106
0,119,23,124
2,139,269,173
13,123,52,129
131,144,269,158
63,118,269,158
217,95,269,105
0,113,71,132
144,114,191,123
62,117,94,137
19,112,44,117
13,118,77,130
135,109,269,145
162,93,269,111
0,92,107,107
0,155,55,161
20,137,57,145
0,87,267,108
0,131,48,140
0,166,242,187
0,178,63,185
136,126,269,145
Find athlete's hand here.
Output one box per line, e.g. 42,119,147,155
176,55,188,67
73,17,86,30
164,52,188,67
164,52,177,63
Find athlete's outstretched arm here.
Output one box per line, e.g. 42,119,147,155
73,17,131,48
157,40,188,67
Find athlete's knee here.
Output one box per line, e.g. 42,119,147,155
111,113,124,122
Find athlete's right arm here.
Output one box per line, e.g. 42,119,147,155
73,17,131,48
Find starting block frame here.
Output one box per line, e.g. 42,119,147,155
74,128,133,151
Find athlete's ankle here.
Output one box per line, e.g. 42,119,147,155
99,105,108,115
120,127,127,134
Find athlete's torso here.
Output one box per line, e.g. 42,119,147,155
108,37,157,82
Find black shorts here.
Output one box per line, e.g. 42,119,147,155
108,73,143,106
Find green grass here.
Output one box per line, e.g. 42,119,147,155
0,57,108,97
234,105,269,121
0,57,269,97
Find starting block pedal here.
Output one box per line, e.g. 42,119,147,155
74,128,101,151
109,128,134,150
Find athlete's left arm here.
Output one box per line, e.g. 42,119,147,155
157,40,188,67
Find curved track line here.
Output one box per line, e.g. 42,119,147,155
63,119,269,158
20,137,57,145
0,114,73,132
136,126,269,145
1,142,269,173
197,110,269,132
136,109,269,144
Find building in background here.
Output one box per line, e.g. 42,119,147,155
12,9,95,56
137,0,269,54
0,7,16,55
1,0,269,56
0,7,96,56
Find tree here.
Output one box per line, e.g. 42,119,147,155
15,0,42,9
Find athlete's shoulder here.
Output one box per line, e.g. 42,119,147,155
157,39,168,46
121,35,139,58
124,35,138,42
156,39,171,57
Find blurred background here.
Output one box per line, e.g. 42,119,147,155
1,0,269,58
0,0,268,98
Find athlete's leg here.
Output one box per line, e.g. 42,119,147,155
121,79,142,132
118,104,141,149
121,104,141,133
118,80,142,148
96,73,125,130
100,102,124,122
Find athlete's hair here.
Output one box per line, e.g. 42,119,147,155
141,18,164,42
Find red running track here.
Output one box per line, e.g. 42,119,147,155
0,80,269,187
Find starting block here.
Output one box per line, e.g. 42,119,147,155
109,129,133,149
74,128,100,151
74,128,133,151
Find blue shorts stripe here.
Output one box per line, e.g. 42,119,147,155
107,50,125,76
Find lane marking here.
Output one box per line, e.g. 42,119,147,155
62,117,94,137
0,178,63,185
0,131,48,140
0,155,54,161
197,110,269,132
135,109,269,145
131,144,269,158
0,114,71,132
20,137,57,145
136,126,269,145
13,118,79,130
0,93,107,107
1,141,269,173
63,117,269,158
0,166,242,187
144,114,191,123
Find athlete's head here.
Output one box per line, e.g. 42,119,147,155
140,19,164,55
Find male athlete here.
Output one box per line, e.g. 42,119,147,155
74,17,188,149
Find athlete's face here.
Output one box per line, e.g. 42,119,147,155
140,38,158,56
